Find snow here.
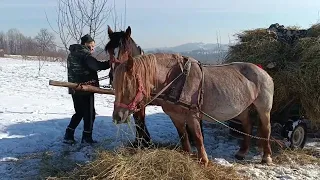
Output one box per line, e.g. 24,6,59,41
0,57,319,179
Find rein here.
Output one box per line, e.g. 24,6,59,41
114,58,193,112
143,59,192,108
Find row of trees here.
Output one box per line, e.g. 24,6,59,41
0,27,109,61
0,28,66,60
0,0,128,62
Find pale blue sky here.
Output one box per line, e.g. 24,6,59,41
1,0,320,48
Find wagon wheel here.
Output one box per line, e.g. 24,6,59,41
289,122,307,149
271,122,283,138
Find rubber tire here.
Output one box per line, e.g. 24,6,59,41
289,122,307,149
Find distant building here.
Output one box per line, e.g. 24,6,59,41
0,49,4,57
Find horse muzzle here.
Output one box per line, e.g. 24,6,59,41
112,108,131,124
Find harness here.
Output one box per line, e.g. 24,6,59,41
114,56,205,112
154,57,205,110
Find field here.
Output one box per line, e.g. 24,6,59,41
0,57,319,179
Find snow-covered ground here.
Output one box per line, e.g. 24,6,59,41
0,58,319,180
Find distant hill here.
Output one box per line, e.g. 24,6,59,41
145,42,229,64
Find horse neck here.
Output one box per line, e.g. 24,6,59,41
152,54,182,91
129,39,142,56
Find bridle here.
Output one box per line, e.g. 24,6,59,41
109,39,131,65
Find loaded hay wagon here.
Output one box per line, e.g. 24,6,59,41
226,23,320,149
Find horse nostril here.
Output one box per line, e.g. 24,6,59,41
113,111,121,121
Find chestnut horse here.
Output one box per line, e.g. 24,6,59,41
112,53,274,166
105,26,150,146
105,26,204,146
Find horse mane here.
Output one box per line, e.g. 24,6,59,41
114,54,158,101
114,53,184,101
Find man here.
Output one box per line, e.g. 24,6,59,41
64,34,110,145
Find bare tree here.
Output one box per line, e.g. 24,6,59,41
6,28,21,55
35,29,55,55
35,28,56,75
0,32,7,52
48,0,112,51
21,37,38,57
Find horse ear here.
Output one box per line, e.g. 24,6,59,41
126,55,134,72
107,25,113,36
125,26,131,39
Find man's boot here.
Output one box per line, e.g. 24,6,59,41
81,131,98,144
63,127,76,144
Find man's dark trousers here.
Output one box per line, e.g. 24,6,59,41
67,93,95,133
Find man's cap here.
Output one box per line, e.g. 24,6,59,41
81,34,94,45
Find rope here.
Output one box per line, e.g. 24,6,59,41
199,110,285,148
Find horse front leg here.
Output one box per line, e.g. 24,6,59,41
133,107,151,147
169,115,192,153
186,114,208,167
187,119,204,146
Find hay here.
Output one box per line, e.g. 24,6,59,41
226,23,320,128
51,147,243,180
273,148,320,165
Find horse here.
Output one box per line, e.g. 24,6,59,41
105,26,150,146
104,26,204,146
112,53,274,166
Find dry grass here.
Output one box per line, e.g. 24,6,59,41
47,147,243,180
273,148,320,165
225,23,320,128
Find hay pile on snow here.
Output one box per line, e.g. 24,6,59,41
51,147,243,180
225,23,320,128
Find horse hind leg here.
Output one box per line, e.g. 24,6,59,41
253,94,273,165
235,107,252,160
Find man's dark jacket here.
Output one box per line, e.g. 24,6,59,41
67,44,110,94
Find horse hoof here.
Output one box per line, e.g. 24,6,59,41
132,140,152,148
199,158,209,167
235,154,245,160
261,156,273,165
235,151,246,160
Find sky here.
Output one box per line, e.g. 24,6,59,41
0,0,320,48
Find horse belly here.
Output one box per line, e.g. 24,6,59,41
201,69,257,121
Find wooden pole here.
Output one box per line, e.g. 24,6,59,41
49,80,115,95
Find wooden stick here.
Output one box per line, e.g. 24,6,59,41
49,80,115,95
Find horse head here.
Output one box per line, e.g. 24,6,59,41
105,26,143,84
112,54,157,123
